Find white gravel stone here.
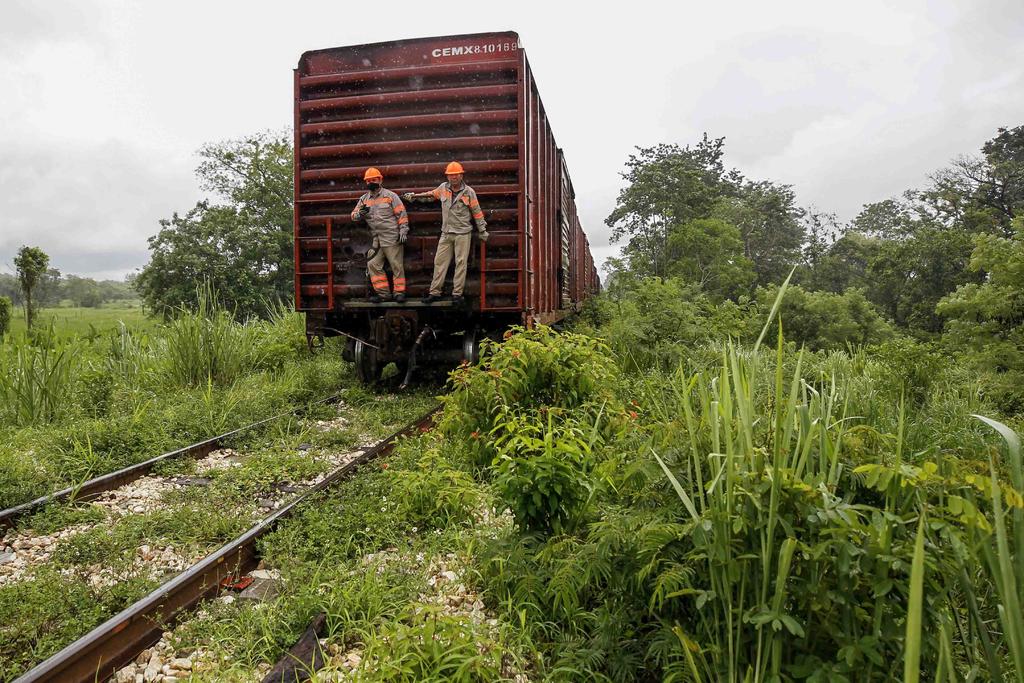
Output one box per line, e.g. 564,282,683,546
249,568,281,580
170,658,192,670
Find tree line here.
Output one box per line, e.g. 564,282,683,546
601,124,1024,410
0,270,137,310
0,247,139,336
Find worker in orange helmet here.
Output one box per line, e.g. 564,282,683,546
403,161,488,305
352,167,409,303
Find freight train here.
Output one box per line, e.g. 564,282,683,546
293,31,599,383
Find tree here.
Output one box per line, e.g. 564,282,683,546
664,217,754,298
14,246,49,329
715,180,806,286
801,194,983,333
0,273,21,307
63,275,103,307
938,217,1024,410
606,136,740,278
136,200,297,317
800,230,881,294
136,130,293,318
919,126,1024,236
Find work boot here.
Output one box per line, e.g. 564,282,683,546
369,293,388,304
394,293,406,303
451,295,465,307
422,293,440,304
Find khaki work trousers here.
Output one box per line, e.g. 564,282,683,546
367,244,406,296
430,232,472,296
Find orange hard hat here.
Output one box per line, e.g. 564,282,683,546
445,161,465,175
363,167,383,181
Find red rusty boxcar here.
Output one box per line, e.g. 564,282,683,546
294,31,599,382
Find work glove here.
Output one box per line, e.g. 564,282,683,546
359,203,370,216
478,230,489,243
402,192,415,202
399,228,409,243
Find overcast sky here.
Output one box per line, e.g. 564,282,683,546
1,0,1022,280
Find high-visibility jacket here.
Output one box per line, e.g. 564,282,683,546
351,188,409,246
429,183,487,235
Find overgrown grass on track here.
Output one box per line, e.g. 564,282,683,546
0,390,437,680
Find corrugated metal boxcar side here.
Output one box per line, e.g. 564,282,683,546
293,32,598,363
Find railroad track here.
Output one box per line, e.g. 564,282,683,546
0,395,343,530
12,407,438,683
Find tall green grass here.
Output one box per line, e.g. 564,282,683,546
458,287,1023,679
0,286,345,510
973,415,1024,679
0,328,76,427
156,287,274,387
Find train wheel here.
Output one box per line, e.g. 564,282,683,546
354,339,378,383
462,328,479,365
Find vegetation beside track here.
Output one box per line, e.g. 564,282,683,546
0,296,351,510
150,316,1024,682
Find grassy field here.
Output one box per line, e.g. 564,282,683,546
0,300,348,510
7,304,154,338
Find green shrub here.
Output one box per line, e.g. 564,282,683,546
579,277,753,371
757,284,892,351
0,449,52,509
77,365,116,417
441,326,624,471
0,296,10,337
491,409,594,534
867,336,948,405
389,447,484,531
358,612,511,682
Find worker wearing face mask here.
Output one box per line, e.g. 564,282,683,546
352,167,409,302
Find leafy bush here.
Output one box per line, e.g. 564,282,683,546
492,409,594,534
77,365,115,418
867,336,948,405
441,326,624,470
0,296,10,337
358,612,511,682
757,284,892,350
440,326,626,536
388,447,484,531
469,293,1020,680
579,277,753,371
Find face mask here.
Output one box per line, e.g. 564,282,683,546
367,182,380,192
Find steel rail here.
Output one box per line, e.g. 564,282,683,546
0,394,343,530
13,407,439,683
